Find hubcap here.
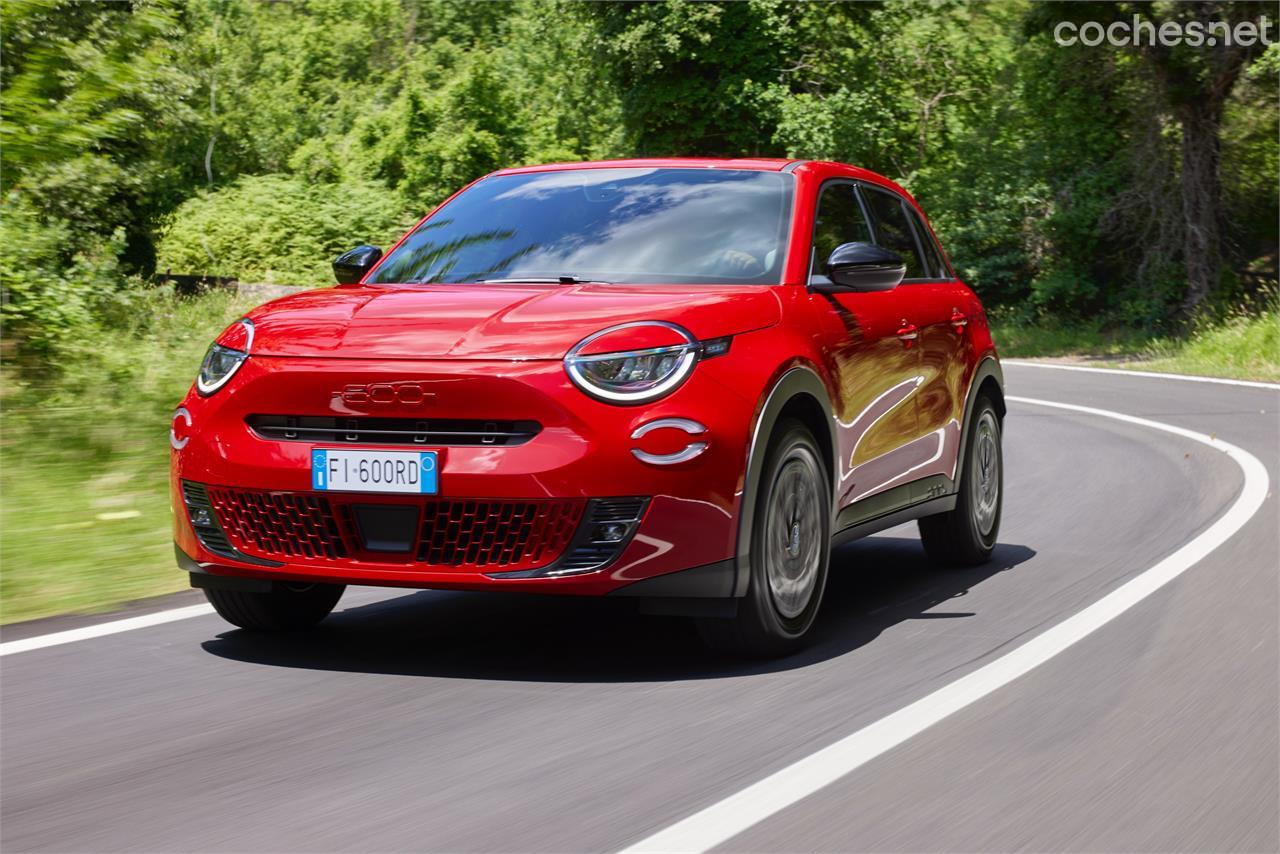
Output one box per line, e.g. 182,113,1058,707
971,410,1000,537
764,453,822,619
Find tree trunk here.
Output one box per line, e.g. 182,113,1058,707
1177,97,1225,317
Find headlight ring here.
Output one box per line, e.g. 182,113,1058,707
196,319,254,396
565,321,718,405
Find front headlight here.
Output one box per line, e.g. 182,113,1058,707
566,321,727,404
196,319,253,396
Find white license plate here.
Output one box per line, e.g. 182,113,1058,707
311,449,437,494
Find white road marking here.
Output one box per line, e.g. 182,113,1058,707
0,605,214,656
1003,359,1280,390
621,396,1271,854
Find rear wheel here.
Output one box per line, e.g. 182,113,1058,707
919,396,1002,565
698,420,830,657
204,583,345,631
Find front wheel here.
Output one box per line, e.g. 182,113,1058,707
918,396,1002,566
698,420,830,657
204,583,345,631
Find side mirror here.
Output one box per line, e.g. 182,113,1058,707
333,245,383,284
819,242,905,292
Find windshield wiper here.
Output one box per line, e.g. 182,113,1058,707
473,275,612,285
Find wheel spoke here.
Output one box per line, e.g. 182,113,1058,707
764,452,824,619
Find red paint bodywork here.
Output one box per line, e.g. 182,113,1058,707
172,158,997,595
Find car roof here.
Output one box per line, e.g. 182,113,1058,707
486,158,911,201
490,157,800,175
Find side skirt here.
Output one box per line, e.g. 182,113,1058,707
832,492,956,549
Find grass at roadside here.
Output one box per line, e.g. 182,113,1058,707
989,304,1280,382
1,289,252,623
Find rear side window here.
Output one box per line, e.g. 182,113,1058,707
906,206,950,279
809,183,874,284
860,187,925,279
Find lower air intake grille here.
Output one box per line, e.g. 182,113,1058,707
180,482,280,566
415,500,582,567
208,488,348,561
488,496,650,578
187,484,588,573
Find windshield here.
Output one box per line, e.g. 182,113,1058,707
367,168,794,286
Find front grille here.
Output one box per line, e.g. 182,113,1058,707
247,415,540,446
192,484,586,572
415,500,582,567
208,488,348,561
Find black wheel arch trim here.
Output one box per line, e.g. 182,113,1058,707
954,355,1005,492
733,365,839,598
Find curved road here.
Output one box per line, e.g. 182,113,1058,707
2,363,1277,852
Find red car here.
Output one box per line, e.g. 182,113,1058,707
172,158,1004,655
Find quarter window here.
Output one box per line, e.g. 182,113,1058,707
809,183,874,285
906,206,949,279
861,187,926,279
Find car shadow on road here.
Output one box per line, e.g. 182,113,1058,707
201,535,1036,683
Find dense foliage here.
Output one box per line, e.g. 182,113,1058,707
2,0,1277,371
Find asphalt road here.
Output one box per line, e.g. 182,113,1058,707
2,363,1277,853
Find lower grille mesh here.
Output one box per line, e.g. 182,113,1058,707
199,485,584,571
208,488,348,560
416,500,582,567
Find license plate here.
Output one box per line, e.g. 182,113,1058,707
311,449,437,494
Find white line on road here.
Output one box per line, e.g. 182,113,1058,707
620,396,1271,854
1003,359,1280,390
0,604,214,656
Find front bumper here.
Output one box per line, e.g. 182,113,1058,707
172,355,754,596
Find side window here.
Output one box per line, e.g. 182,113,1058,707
860,187,926,279
809,183,874,284
906,206,949,279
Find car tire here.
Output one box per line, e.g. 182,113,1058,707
698,419,830,657
919,395,1002,566
203,583,345,631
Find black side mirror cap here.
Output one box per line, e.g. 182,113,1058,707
816,242,905,292
333,245,383,284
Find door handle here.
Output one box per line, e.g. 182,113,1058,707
896,321,918,347
950,308,968,333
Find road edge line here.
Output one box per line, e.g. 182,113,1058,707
0,604,215,656
619,395,1271,854
1002,359,1280,390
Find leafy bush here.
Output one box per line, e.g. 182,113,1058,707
155,174,415,284
0,196,147,371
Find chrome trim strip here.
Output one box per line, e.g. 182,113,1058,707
631,443,708,465
170,407,191,450
630,418,708,440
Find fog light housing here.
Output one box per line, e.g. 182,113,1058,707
484,497,650,579
593,522,629,543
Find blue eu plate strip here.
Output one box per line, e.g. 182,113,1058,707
312,449,328,490
418,452,438,494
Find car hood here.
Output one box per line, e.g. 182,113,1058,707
245,283,782,360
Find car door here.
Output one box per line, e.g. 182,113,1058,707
807,181,926,520
863,186,967,496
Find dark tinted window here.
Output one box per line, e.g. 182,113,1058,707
906,206,949,278
861,187,925,279
368,168,793,285
809,183,874,285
